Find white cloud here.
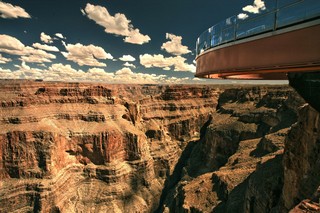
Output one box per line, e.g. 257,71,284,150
62,42,113,67
115,67,134,75
83,3,150,45
237,13,249,20
0,67,14,77
0,34,25,54
32,43,59,52
40,32,53,44
123,62,136,68
114,67,166,84
139,54,196,72
48,63,85,80
0,54,11,64
0,34,56,63
161,33,191,56
124,29,151,45
242,0,266,14
55,33,66,39
87,67,114,77
17,61,30,70
0,63,196,84
0,1,31,19
20,48,56,63
119,54,136,62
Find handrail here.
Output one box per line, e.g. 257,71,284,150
196,0,320,56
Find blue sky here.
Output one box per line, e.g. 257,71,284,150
0,0,282,84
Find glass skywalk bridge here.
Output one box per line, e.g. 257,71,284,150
195,0,320,80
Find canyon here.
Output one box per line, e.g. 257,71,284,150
0,80,319,213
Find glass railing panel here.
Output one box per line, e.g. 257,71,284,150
304,0,320,19
211,24,222,47
236,12,275,39
211,24,221,36
221,26,235,43
198,31,208,45
197,42,206,55
277,0,303,8
277,1,307,28
220,16,236,29
264,0,277,12
211,33,222,47
195,0,320,56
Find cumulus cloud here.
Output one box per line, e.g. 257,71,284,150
20,49,56,63
0,1,31,19
113,67,167,84
242,0,266,14
0,34,25,54
0,62,195,84
15,61,30,70
139,54,196,72
32,43,59,52
0,34,56,63
62,42,113,67
0,54,11,64
83,3,150,45
40,32,53,44
48,63,86,80
123,62,136,68
237,13,249,20
119,54,136,62
124,29,151,45
55,33,66,39
115,67,134,75
161,33,191,56
20,50,56,63
0,65,145,83
87,67,114,77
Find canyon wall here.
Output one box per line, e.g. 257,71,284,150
0,80,319,212
157,85,319,213
0,80,219,213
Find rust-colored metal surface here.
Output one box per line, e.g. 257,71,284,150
195,24,320,80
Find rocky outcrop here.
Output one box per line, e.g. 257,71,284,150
283,104,320,212
0,80,219,213
158,86,307,212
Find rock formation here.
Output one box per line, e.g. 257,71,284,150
157,86,319,213
0,80,319,213
0,80,219,212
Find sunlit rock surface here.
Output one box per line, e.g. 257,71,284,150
0,80,219,213
0,80,319,213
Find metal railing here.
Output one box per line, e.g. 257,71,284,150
196,0,320,56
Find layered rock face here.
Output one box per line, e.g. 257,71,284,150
0,80,219,212
1,80,319,213
158,86,311,212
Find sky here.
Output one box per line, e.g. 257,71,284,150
0,0,285,84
